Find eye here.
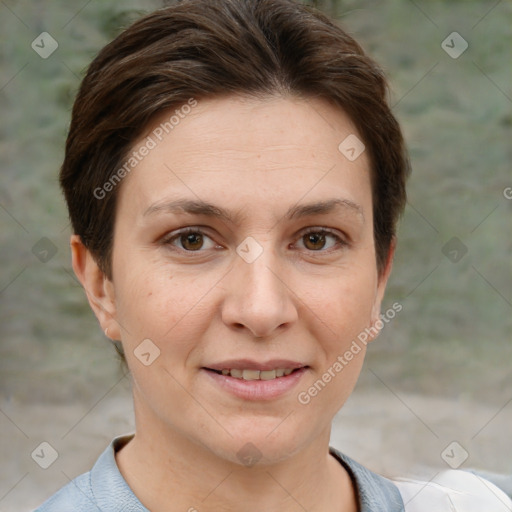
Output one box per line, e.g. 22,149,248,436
162,227,218,252
296,228,346,252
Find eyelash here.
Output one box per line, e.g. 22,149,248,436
160,226,347,255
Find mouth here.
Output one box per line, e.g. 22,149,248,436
204,367,304,380
201,361,309,400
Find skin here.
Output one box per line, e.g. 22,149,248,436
71,95,394,512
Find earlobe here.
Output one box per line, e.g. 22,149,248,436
70,234,121,340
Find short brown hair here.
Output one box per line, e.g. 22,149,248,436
61,0,410,280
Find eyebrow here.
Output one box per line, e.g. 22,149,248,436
143,197,364,224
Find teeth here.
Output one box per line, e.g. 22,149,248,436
218,368,298,380
242,369,260,380
260,370,276,380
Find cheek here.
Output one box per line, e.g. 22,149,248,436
305,266,378,341
114,262,217,351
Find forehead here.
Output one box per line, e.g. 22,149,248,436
117,95,372,220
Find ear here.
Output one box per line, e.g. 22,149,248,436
70,234,121,340
368,237,396,342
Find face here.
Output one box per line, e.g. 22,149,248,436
94,95,392,465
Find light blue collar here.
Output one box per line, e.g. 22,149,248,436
330,446,405,511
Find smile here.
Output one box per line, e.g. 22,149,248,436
210,368,296,380
202,365,309,400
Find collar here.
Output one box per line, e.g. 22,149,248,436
329,446,405,512
89,434,148,511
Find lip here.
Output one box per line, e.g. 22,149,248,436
201,365,309,401
204,359,306,371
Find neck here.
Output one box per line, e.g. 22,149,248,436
116,395,358,512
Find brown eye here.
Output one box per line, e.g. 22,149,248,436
303,232,327,251
297,228,345,252
180,232,204,251
162,227,217,252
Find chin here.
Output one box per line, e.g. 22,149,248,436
204,419,317,467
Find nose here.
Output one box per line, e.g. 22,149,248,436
221,244,298,339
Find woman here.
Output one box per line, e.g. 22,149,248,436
35,0,511,510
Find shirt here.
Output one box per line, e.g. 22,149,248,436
34,434,512,511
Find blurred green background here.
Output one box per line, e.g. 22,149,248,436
1,0,511,509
